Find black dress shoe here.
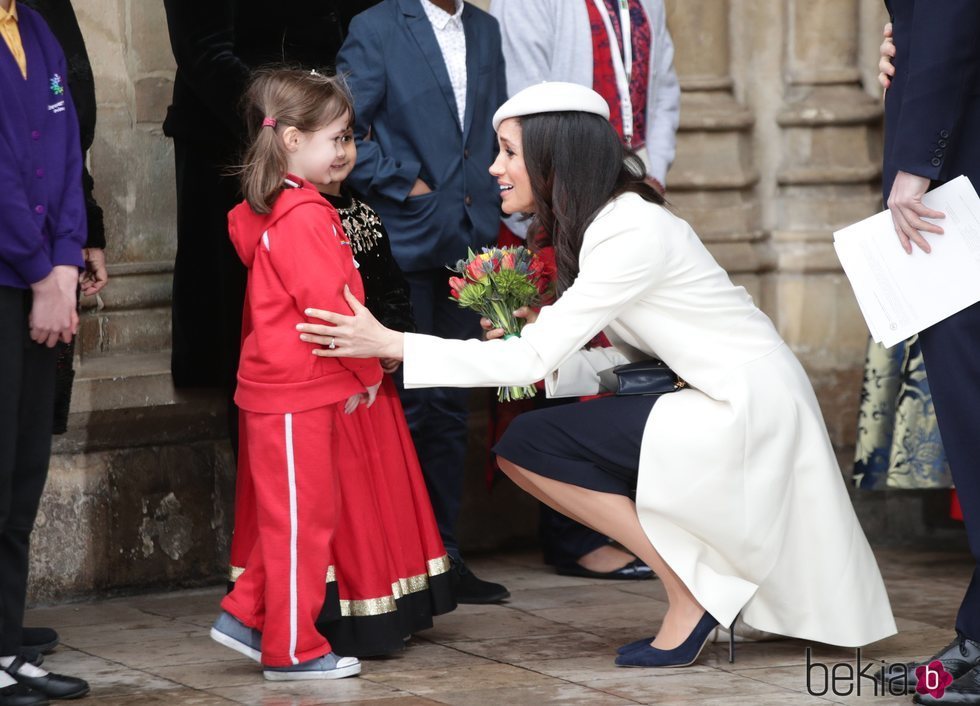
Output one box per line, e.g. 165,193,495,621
20,631,58,657
556,558,655,581
914,664,980,704
450,559,510,604
882,634,980,694
0,683,49,706
4,659,88,700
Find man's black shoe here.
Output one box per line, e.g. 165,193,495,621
4,658,88,700
450,559,510,604
0,683,49,706
881,634,980,694
914,664,980,704
20,631,57,657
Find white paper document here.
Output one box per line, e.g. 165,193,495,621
833,176,980,348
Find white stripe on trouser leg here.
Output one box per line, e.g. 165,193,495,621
285,413,299,665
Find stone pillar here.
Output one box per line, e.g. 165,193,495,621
73,1,177,359
766,0,884,455
664,0,763,299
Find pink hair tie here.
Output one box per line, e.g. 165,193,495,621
262,117,277,128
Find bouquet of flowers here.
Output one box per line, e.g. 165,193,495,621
449,246,550,401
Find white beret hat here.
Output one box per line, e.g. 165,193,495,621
491,81,611,131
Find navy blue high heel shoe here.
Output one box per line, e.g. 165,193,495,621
615,612,729,668
617,635,655,654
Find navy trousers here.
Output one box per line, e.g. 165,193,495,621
919,300,980,640
0,287,57,656
396,268,482,561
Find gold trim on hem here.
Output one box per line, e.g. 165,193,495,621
338,554,452,617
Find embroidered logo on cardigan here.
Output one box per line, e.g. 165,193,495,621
49,73,64,96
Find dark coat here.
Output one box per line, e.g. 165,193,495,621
161,0,380,388
162,0,380,156
882,0,980,641
336,0,507,272
882,0,980,201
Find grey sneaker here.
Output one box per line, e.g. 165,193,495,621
263,653,361,681
210,611,262,662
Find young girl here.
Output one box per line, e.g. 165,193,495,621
211,70,454,679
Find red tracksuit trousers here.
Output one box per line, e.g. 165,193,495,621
222,405,339,667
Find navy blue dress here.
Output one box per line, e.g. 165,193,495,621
494,394,660,499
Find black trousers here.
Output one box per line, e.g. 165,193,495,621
919,300,980,640
395,268,482,560
0,287,57,656
170,139,246,391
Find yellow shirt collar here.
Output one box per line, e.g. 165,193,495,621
0,2,19,23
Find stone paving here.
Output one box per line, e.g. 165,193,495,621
25,547,972,705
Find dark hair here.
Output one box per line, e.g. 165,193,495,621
520,112,665,294
239,68,353,214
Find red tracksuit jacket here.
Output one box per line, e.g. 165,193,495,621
228,176,382,413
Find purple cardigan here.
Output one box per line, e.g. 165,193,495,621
0,4,85,289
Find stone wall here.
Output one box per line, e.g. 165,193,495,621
33,0,947,603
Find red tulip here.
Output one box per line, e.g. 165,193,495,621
465,258,486,282
448,276,467,299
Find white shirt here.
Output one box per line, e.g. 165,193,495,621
421,0,467,129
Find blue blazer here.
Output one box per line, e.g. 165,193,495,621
883,0,980,202
0,4,85,289
337,0,507,272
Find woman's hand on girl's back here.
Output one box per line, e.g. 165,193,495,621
301,287,405,360
481,306,539,340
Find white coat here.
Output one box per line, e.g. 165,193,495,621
403,193,897,647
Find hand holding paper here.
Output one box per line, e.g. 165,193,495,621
886,170,945,254
834,176,980,348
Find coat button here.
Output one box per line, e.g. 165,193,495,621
931,157,942,167
35,168,44,178
464,195,473,206
934,148,944,157
34,205,44,214
938,139,948,148
31,130,40,140
940,129,950,138
463,149,470,159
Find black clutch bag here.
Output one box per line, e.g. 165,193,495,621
612,359,686,396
